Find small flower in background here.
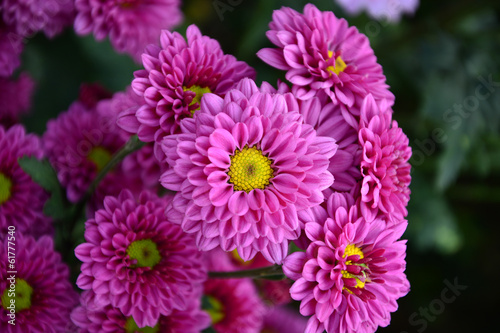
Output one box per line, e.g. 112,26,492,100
283,193,409,333
335,0,420,22
161,78,336,263
257,4,393,128
121,24,255,160
71,290,210,332
0,0,75,38
0,73,35,128
204,250,265,333
74,190,207,328
74,0,183,61
0,124,52,238
0,235,79,332
42,100,137,212
358,95,412,224
0,23,23,77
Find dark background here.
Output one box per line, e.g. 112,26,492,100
18,0,500,332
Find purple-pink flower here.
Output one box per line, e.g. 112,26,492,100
283,193,410,333
336,0,420,22
75,0,182,61
0,124,52,238
0,234,79,332
161,78,336,263
42,101,128,204
120,24,255,160
0,24,23,77
358,95,412,223
0,73,35,127
74,190,207,328
1,0,75,38
71,290,210,333
257,4,393,127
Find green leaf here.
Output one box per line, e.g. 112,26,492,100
18,156,61,192
202,327,217,333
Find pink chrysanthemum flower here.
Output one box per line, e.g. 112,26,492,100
0,125,52,238
43,101,128,204
74,0,182,61
0,73,35,127
161,78,336,263
358,95,411,223
283,193,410,333
0,235,79,332
0,24,23,77
336,0,419,22
71,290,210,333
257,4,393,126
97,87,163,189
75,190,207,328
204,252,264,333
1,0,75,38
120,24,255,160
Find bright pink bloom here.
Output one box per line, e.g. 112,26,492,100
283,193,410,333
42,101,127,204
336,0,420,22
257,4,393,126
358,95,411,223
0,235,79,332
0,124,52,238
71,290,210,333
0,73,35,127
1,0,75,38
74,0,182,61
161,78,336,263
121,24,255,160
75,190,207,328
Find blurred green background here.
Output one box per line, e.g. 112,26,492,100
18,0,500,332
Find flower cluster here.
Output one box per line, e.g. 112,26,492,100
0,3,414,333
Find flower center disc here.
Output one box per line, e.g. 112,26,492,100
124,316,160,333
0,172,13,205
126,239,161,268
87,146,112,172
183,85,212,115
228,146,274,193
1,278,34,311
327,51,347,76
206,295,225,324
342,244,366,291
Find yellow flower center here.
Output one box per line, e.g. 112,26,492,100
126,239,161,268
0,172,13,205
87,146,112,172
341,244,366,291
230,249,253,266
206,295,225,324
326,51,347,76
183,85,212,116
124,316,159,333
228,146,274,193
1,278,34,312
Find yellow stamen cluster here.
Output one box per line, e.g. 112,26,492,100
87,146,112,172
341,244,366,291
0,172,13,205
326,50,347,76
228,146,274,193
126,239,161,268
206,295,225,324
1,278,33,311
183,85,212,116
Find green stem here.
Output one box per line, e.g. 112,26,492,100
208,265,284,279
